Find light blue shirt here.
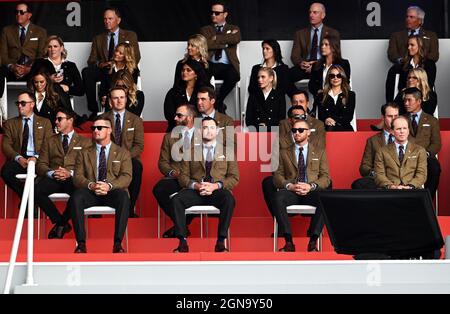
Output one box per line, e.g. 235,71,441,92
209,24,230,65
395,142,408,159
384,130,393,145
308,24,324,61
107,28,120,51
47,130,75,178
113,110,125,130
15,114,35,161
411,110,422,125
18,23,30,40
295,143,309,182
183,127,195,143
202,110,216,119
203,142,217,162
96,142,112,181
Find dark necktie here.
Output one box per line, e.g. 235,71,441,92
297,147,307,183
398,145,405,164
21,118,30,157
20,27,26,46
62,134,69,155
114,113,122,146
214,25,224,61
204,146,214,183
98,146,107,182
388,134,394,144
108,33,115,61
310,28,319,61
183,130,191,151
411,114,418,136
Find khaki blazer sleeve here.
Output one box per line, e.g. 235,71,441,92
36,136,51,177
74,151,91,189
158,134,174,176
408,148,428,189
359,139,374,177
129,117,144,159
313,150,331,190
2,120,20,161
110,150,133,190
374,150,392,188
222,161,240,190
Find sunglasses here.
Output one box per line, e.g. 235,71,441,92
291,114,307,121
329,73,343,79
15,10,29,15
55,117,68,122
15,101,33,107
211,11,224,16
291,128,309,134
90,126,110,132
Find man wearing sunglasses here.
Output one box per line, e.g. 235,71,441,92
0,2,47,98
200,0,241,113
1,91,53,200
71,117,132,254
154,104,200,238
101,87,144,218
35,108,92,239
273,120,331,252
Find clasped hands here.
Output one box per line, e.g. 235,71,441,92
288,182,312,196
53,167,71,181
194,182,220,196
89,181,111,196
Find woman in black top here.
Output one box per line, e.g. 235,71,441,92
248,39,294,97
164,59,210,132
309,35,351,98
315,65,356,132
245,67,286,131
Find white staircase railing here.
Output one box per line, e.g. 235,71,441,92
3,161,36,294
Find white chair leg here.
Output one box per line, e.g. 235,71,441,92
205,214,209,238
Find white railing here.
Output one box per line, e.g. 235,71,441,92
3,161,36,294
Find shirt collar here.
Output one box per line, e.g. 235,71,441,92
23,114,34,122
311,24,324,32
395,141,408,150
412,110,423,120
19,23,30,32
96,142,112,151
113,110,125,118
202,109,216,119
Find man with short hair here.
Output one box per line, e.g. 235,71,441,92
71,117,132,254
35,108,92,239
403,87,441,198
1,90,53,199
101,87,144,218
0,2,47,97
273,119,331,252
171,117,239,253
352,103,400,190
374,116,427,190
82,7,141,119
388,6,439,64
200,1,241,113
290,2,340,83
153,104,199,238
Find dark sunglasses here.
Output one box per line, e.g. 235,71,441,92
211,11,224,16
329,73,343,79
291,128,309,134
90,126,110,132
15,101,33,107
55,117,68,122
15,10,29,15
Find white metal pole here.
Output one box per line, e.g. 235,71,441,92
25,161,35,286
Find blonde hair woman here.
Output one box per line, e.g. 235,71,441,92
245,67,286,131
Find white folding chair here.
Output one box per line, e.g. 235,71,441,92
273,205,322,252
40,193,71,239
0,77,7,123
84,206,129,251
185,206,231,251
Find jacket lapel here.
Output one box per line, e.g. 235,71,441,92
101,33,108,61
388,144,401,167
288,143,298,171
67,132,79,154
88,146,98,180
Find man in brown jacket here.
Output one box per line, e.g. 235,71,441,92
1,90,53,199
35,108,92,239
102,87,144,217
71,117,132,254
290,3,340,83
374,116,427,190
388,6,439,64
200,1,241,113
352,103,400,190
403,87,441,199
82,7,141,119
0,2,47,97
273,119,331,253
153,104,199,238
171,117,239,253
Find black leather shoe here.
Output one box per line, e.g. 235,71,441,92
279,242,296,252
214,242,229,253
74,243,87,254
162,226,176,238
173,242,189,253
56,223,72,239
113,243,125,253
307,239,319,252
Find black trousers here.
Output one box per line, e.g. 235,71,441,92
82,65,106,114
129,158,143,215
273,189,323,238
426,157,441,200
171,189,235,239
352,177,378,190
34,177,75,225
289,66,311,84
209,63,240,113
262,176,286,234
70,188,130,244
1,160,27,198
